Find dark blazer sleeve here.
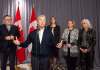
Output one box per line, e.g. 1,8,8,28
78,29,82,48
88,29,96,51
92,29,96,47
49,29,55,47
20,32,33,48
0,26,3,46
56,25,61,43
0,26,5,40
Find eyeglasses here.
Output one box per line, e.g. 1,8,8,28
4,19,12,21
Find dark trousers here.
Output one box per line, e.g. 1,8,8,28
80,52,93,70
64,56,78,70
1,52,16,70
31,56,50,70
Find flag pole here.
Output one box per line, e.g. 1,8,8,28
18,1,19,6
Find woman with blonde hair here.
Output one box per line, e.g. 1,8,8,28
78,19,96,70
57,19,79,70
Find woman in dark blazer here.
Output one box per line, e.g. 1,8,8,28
47,16,60,65
78,19,96,70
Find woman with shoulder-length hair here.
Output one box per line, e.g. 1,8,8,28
57,19,79,70
78,19,96,70
47,16,61,65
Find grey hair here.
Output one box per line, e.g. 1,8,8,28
37,15,46,22
81,19,92,29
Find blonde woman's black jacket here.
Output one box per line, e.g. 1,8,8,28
78,28,96,52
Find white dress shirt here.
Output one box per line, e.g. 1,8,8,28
6,25,11,31
38,28,44,44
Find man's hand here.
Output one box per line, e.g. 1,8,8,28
13,37,20,45
5,35,14,40
5,36,11,40
56,40,63,48
10,35,14,40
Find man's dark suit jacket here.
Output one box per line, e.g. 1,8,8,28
21,27,54,57
0,24,20,53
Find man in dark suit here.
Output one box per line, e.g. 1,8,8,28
0,15,20,70
14,15,54,70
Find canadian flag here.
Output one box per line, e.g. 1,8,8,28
14,6,26,63
28,5,37,33
27,5,37,54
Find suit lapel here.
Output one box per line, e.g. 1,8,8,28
36,28,46,45
3,24,13,33
36,30,41,45
3,25,9,35
41,28,46,45
9,25,13,34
